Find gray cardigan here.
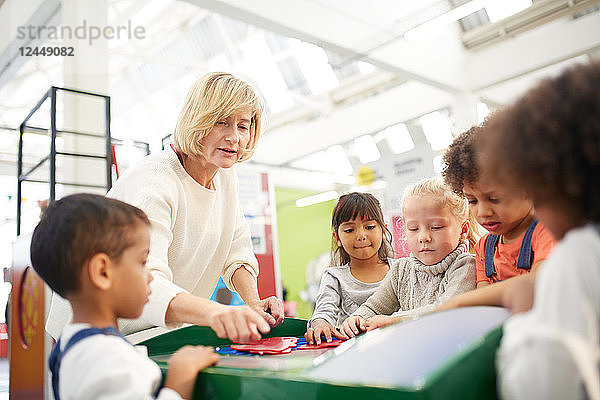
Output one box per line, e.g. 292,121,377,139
353,242,476,320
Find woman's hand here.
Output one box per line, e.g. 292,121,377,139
166,293,270,342
340,315,366,338
365,315,401,331
305,318,348,345
231,268,284,327
208,303,271,343
248,296,284,327
164,345,219,399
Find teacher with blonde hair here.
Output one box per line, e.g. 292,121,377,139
47,72,284,342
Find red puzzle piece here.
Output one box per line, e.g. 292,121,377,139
233,337,298,346
296,340,343,350
231,337,298,355
252,347,293,355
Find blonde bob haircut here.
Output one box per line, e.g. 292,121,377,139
174,72,265,162
401,176,482,252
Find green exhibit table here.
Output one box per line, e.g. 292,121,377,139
140,307,508,400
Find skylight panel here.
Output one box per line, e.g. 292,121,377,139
419,111,453,151
353,135,381,164
290,40,339,95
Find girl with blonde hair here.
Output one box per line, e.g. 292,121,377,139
342,177,477,335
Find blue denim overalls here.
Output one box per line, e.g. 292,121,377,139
48,327,129,400
484,220,539,281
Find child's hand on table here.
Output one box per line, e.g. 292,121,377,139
341,315,366,338
305,318,348,345
164,345,219,399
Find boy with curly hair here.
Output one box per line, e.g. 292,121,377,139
442,125,555,288
480,61,600,400
31,193,218,399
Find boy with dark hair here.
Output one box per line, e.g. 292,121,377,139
442,125,555,288
31,193,218,400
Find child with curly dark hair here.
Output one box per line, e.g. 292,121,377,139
442,125,556,289
480,61,600,400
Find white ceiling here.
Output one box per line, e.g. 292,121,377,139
1,0,599,188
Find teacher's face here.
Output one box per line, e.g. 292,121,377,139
200,111,252,169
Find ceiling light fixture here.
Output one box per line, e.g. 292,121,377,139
326,145,354,175
404,0,533,40
291,40,339,95
382,123,414,154
419,111,454,151
485,0,532,23
404,0,488,40
353,135,381,164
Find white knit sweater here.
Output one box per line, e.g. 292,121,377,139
46,149,258,337
353,242,475,320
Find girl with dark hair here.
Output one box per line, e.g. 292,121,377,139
305,192,393,345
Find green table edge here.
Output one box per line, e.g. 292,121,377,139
140,318,502,400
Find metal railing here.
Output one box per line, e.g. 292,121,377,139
16,86,112,235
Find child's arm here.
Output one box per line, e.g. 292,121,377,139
163,345,219,399
499,273,536,313
308,270,344,330
365,315,401,331
507,256,544,307
436,273,530,311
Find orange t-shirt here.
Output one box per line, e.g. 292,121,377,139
475,222,556,284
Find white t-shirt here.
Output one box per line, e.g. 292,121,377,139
54,323,181,400
497,224,600,400
47,149,258,337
